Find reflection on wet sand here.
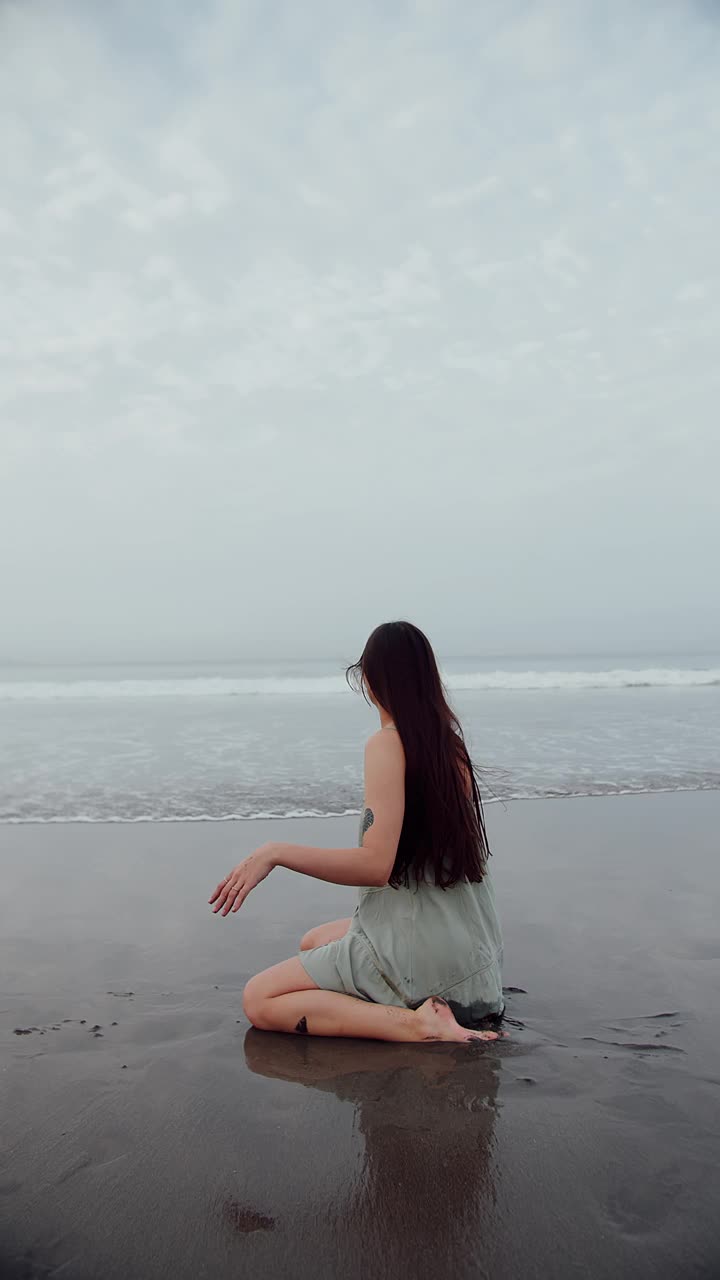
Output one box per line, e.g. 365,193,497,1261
243,1029,501,1275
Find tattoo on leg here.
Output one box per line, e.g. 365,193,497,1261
360,807,375,842
295,1016,308,1034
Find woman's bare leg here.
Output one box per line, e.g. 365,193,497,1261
243,958,501,1044
299,917,353,951
252,989,500,1043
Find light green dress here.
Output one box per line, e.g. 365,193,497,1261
297,806,504,1026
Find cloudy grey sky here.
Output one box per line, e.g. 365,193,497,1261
2,0,719,662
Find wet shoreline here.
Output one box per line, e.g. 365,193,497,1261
2,793,719,1278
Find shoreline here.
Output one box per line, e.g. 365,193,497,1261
3,779,720,826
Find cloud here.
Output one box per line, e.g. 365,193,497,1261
1,0,719,657
430,178,501,208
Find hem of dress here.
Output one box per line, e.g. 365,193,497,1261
434,949,503,999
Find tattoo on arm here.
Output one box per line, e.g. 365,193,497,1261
360,807,375,843
295,1016,308,1034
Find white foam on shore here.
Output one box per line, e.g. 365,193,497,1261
1,668,718,700
2,782,719,823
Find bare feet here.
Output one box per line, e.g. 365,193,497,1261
414,996,504,1043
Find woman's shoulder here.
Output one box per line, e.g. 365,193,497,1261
366,725,404,751
364,729,470,793
364,726,406,773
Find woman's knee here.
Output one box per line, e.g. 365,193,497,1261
244,955,320,1026
299,916,352,952
242,974,270,1028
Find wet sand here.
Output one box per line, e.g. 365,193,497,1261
1,792,719,1279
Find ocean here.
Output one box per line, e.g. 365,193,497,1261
1,654,718,823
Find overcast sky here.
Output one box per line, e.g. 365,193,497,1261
1,1,719,663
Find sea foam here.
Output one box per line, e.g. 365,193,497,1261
0,668,718,700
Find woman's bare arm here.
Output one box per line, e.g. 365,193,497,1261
270,729,405,888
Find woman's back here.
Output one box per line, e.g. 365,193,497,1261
350,729,504,1024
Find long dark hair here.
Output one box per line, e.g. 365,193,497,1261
345,621,491,890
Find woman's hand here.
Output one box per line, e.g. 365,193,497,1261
209,843,278,916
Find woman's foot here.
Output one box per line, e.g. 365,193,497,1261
414,996,503,1043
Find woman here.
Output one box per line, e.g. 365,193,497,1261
209,621,505,1044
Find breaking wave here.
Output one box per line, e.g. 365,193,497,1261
1,668,718,700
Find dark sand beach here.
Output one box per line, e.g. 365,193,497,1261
1,793,719,1279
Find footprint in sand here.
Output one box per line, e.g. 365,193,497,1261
222,1201,275,1235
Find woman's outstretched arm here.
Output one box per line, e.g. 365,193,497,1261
210,730,405,913
273,727,405,886
269,840,385,887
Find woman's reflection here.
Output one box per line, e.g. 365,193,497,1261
243,1027,501,1275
